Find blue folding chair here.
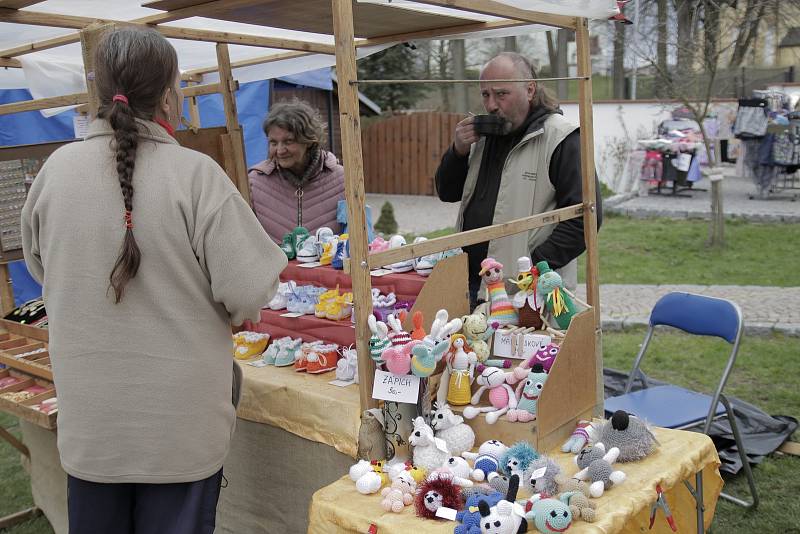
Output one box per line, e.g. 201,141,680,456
605,292,759,515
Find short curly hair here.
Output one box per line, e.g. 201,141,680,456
262,98,326,148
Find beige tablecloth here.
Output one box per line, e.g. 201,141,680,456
309,427,723,534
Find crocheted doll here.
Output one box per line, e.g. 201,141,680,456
441,334,478,406
597,410,659,462
462,439,509,482
430,402,475,457
535,261,578,330
524,497,572,534
511,257,543,329
414,472,464,519
480,257,518,327
499,441,539,478
574,443,626,498
507,364,548,423
463,366,517,425
521,456,561,499
561,420,593,454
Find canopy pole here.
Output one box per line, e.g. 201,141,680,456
331,0,376,411
216,43,251,206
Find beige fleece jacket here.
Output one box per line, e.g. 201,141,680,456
21,119,287,484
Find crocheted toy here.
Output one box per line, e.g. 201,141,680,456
462,439,509,482
552,474,591,498
487,472,511,495
411,310,427,341
511,344,560,384
381,475,417,513
456,491,504,534
475,474,528,534
411,338,449,378
439,334,478,406
409,416,451,472
383,339,421,375
430,402,475,457
574,443,626,498
521,456,561,498
357,408,386,461
523,497,572,534
368,314,391,367
597,410,659,462
511,257,543,330
463,366,517,425
500,441,540,478
558,490,596,523
349,459,389,494
443,456,476,486
387,312,413,346
535,261,578,330
414,472,464,519
561,420,594,454
507,364,548,423
386,460,427,485
461,312,499,364
336,345,359,383
480,257,519,327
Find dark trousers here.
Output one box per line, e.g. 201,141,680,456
67,469,223,534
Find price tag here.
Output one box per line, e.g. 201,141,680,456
519,334,551,359
435,506,458,521
280,312,304,318
247,360,269,368
329,379,356,388
372,370,420,404
73,115,90,138
529,466,547,480
370,268,393,277
297,262,322,268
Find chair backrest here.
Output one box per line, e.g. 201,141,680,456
649,292,742,344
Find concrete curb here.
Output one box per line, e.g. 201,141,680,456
600,317,800,337
606,205,800,223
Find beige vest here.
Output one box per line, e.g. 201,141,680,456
455,113,579,291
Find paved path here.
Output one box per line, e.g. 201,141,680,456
366,193,459,235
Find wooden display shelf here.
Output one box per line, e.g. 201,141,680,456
0,321,51,381
0,368,56,429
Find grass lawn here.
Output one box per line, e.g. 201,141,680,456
578,214,800,287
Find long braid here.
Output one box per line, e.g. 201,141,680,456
107,98,141,303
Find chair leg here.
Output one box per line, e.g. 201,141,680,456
718,394,759,509
683,471,705,534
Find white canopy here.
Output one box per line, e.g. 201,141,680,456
0,0,618,104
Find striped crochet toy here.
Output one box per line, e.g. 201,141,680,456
480,258,518,327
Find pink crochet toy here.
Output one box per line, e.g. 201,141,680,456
511,343,560,384
383,340,421,375
462,365,517,425
480,257,518,327
381,475,417,513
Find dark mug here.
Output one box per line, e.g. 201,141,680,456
472,114,511,137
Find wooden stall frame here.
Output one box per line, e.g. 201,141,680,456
0,0,603,424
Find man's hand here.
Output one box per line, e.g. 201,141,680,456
453,116,478,157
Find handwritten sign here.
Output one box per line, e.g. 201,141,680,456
493,330,551,359
520,334,551,359
372,370,420,404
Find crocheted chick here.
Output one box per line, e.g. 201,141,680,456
574,443,626,498
500,441,540,478
597,410,659,462
525,498,573,534
521,456,561,498
456,491,504,534
414,474,463,519
381,476,417,513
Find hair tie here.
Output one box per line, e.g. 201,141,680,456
123,210,133,230
112,94,129,105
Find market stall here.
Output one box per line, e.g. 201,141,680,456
0,1,725,533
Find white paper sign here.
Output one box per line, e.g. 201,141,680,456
73,115,90,139
280,312,303,318
372,370,420,404
328,379,356,388
370,268,393,277
529,466,548,480
247,360,269,368
435,506,458,521
519,334,551,359
297,262,322,268
493,330,515,358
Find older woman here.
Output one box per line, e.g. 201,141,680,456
248,99,345,245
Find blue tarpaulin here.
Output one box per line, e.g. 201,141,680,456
1,68,331,306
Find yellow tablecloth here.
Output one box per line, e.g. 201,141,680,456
309,427,723,534
237,362,361,459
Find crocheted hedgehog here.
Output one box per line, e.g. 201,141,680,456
597,410,659,462
500,441,539,478
414,474,463,519
521,456,561,498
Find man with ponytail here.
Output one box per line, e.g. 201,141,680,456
22,26,286,532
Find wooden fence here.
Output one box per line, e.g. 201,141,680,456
361,112,462,195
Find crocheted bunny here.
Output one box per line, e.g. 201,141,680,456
574,442,626,498
463,366,517,425
387,312,412,347
368,314,391,367
410,339,449,377
411,310,427,341
383,340,421,375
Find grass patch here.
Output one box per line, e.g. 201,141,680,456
579,214,800,286
603,328,799,533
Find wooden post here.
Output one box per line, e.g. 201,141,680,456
0,263,14,316
187,82,201,130
215,43,251,206
576,18,603,416
709,178,724,248
80,23,112,119
331,0,376,411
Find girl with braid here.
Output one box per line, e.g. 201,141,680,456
21,26,286,533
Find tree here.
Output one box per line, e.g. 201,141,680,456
374,202,398,236
357,44,429,111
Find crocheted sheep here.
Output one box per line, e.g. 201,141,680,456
409,417,450,472
430,402,476,457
